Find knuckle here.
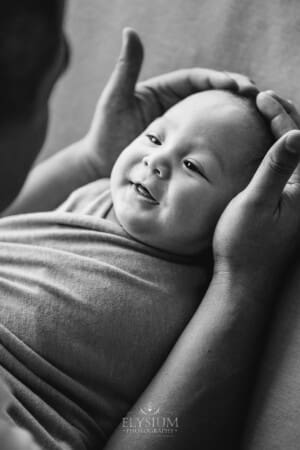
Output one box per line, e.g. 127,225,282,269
259,92,284,114
268,152,294,176
272,112,296,130
271,116,296,138
233,188,263,210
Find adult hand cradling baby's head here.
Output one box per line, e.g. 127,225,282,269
213,90,300,296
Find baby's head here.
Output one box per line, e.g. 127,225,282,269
110,89,273,256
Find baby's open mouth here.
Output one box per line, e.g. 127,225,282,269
131,182,159,204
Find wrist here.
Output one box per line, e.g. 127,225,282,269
83,131,119,180
212,263,275,304
74,136,105,182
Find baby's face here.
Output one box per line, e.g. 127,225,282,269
110,90,264,255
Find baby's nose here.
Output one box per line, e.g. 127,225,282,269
143,154,170,178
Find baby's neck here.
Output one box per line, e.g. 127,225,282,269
106,206,213,268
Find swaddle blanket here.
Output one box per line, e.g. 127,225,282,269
0,179,208,450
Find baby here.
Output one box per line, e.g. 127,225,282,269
108,89,272,255
0,90,273,450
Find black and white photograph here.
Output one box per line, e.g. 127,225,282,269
1,1,300,449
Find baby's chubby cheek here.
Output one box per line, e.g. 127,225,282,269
110,147,137,191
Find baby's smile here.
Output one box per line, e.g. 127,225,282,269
110,90,272,256
130,181,160,204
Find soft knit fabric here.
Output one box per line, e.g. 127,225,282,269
0,179,208,449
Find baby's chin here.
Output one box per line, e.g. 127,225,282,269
111,191,212,256
114,211,163,250
117,213,207,257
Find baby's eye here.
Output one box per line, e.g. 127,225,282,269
183,160,209,180
146,133,162,146
184,160,201,174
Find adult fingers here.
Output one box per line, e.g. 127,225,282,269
138,68,240,100
246,130,300,208
100,28,144,103
264,91,300,128
136,68,259,113
257,91,299,138
225,71,259,96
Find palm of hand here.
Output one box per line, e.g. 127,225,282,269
86,76,185,178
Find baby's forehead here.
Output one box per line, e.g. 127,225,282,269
162,90,250,128
163,90,266,167
182,89,249,108
148,89,270,165
161,91,254,140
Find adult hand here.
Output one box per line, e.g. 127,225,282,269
257,90,300,186
84,28,258,177
256,90,300,137
213,129,300,294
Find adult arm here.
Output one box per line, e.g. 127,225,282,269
4,29,257,215
105,274,274,450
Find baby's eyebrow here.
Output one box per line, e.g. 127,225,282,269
191,138,225,173
161,114,178,130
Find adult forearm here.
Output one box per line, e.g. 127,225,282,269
104,273,271,450
3,138,100,215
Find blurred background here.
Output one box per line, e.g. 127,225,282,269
43,0,300,161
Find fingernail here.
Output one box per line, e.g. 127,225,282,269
265,90,276,96
286,131,300,152
257,91,281,113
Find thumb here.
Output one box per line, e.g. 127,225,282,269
102,28,144,101
246,130,300,207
